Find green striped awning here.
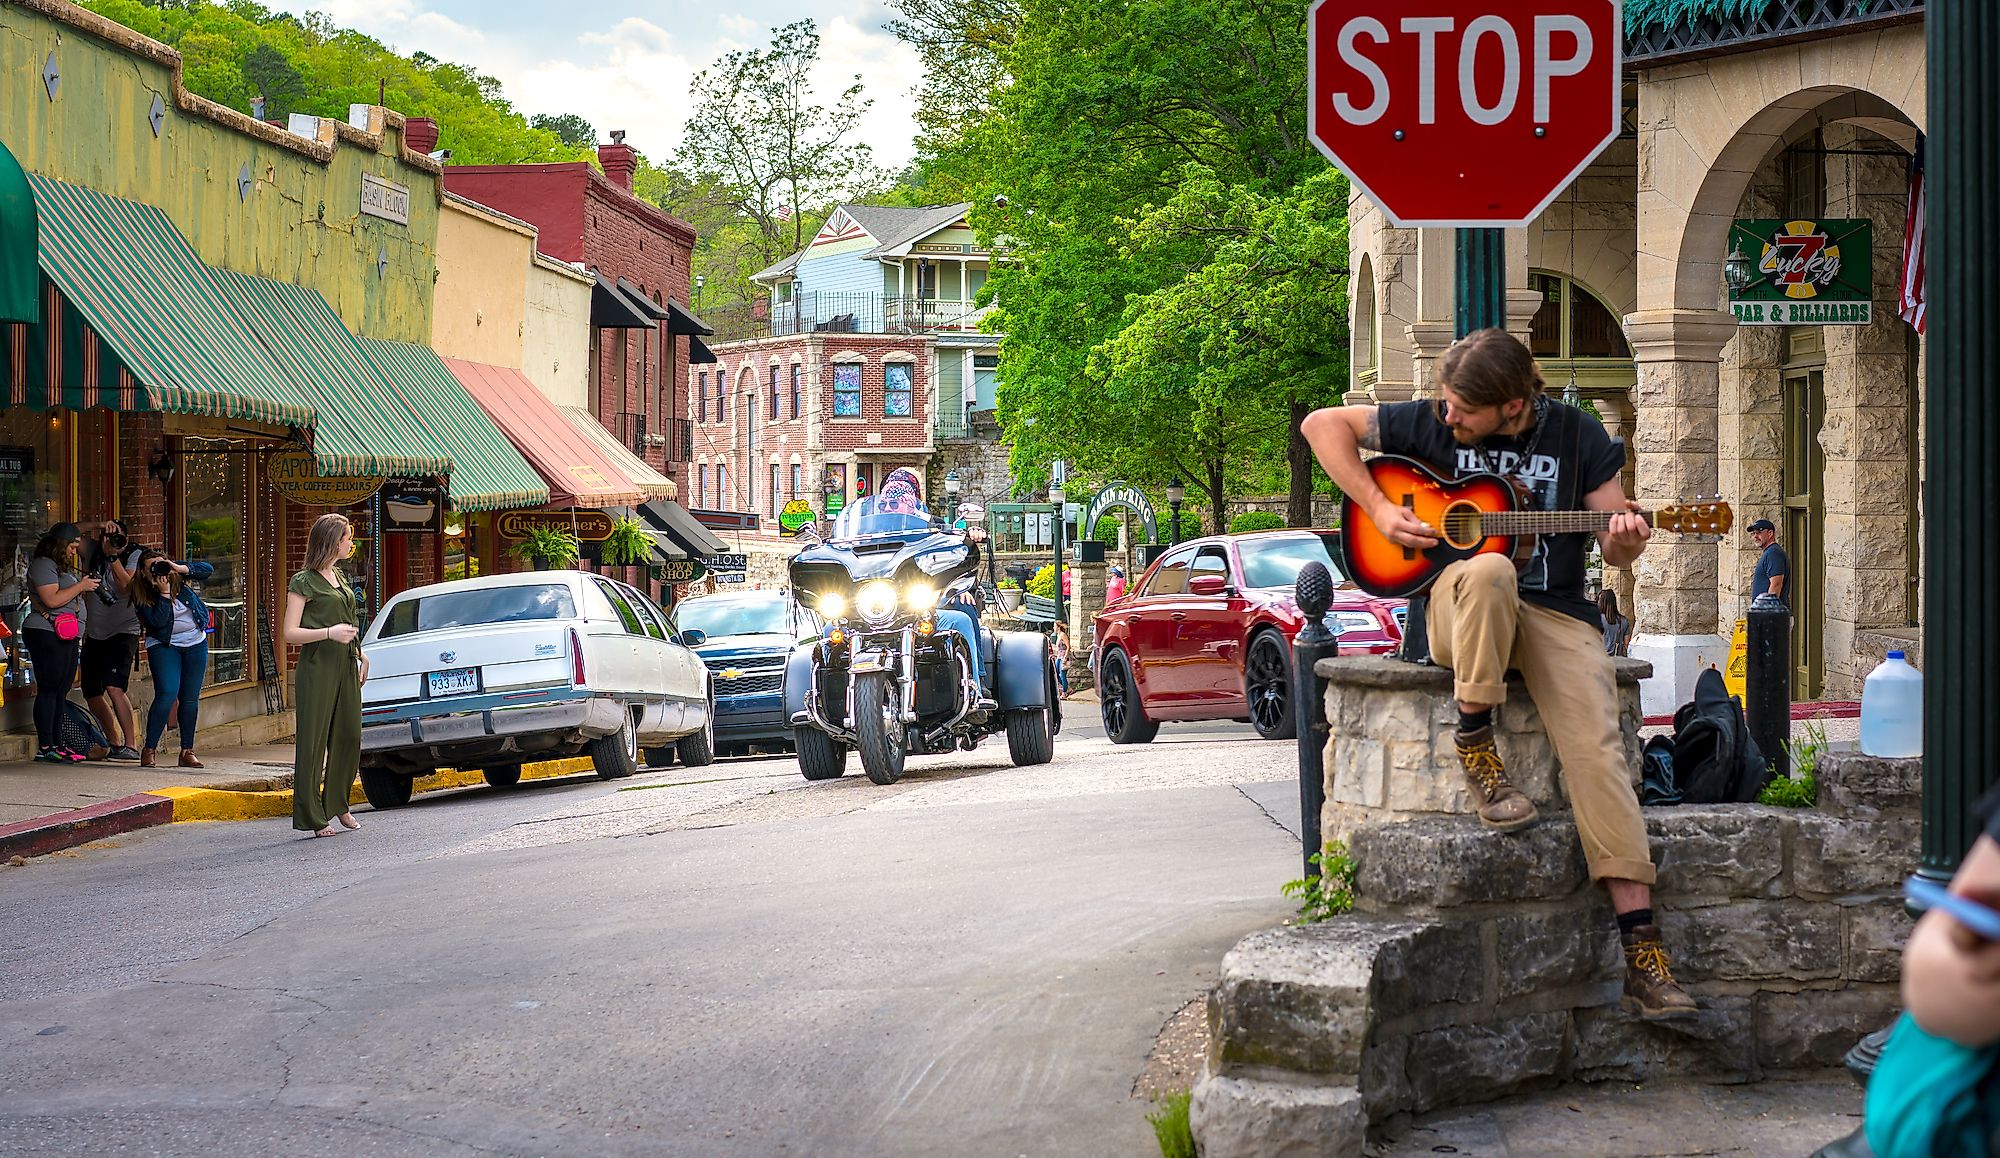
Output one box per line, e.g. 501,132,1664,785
211,268,451,480
358,337,549,513
0,144,34,324
25,173,315,428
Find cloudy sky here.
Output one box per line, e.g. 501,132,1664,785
281,0,923,171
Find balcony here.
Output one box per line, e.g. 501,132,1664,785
1625,0,1923,68
706,292,997,344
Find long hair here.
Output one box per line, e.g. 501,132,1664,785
32,522,81,563
1598,587,1625,625
304,513,352,572
128,549,179,610
1437,328,1545,408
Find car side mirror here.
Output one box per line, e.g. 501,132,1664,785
1188,575,1228,597
680,628,707,647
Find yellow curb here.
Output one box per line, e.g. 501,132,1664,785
155,755,601,823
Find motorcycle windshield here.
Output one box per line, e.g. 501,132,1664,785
828,494,936,543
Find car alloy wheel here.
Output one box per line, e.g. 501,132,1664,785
1245,633,1296,741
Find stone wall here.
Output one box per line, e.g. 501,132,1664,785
1191,656,1917,1155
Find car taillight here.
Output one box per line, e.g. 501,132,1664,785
570,628,586,686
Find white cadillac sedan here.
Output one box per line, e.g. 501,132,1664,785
356,571,713,808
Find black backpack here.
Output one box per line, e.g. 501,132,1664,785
1666,667,1770,804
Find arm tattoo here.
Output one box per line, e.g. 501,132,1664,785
1358,410,1382,452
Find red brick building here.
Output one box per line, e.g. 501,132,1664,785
443,138,703,494
688,333,935,527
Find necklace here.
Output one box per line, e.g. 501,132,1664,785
1469,395,1553,477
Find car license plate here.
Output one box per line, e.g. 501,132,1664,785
427,667,479,697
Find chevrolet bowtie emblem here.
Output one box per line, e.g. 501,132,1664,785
720,668,743,680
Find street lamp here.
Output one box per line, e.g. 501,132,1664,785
945,470,961,501
1166,477,1185,545
1049,480,1067,626
694,274,705,312
1723,239,1755,295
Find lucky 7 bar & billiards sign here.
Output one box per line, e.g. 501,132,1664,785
1727,218,1874,326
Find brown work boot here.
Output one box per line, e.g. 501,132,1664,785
1454,726,1538,832
1622,925,1699,1020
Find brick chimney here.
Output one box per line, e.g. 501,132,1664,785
404,116,439,156
598,130,636,191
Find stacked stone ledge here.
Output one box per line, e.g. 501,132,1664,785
1190,654,1918,1157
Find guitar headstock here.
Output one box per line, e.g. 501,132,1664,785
1653,499,1734,536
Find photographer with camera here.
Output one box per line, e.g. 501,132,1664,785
129,548,214,769
81,519,146,761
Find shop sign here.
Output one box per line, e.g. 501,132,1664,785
713,571,747,585
497,509,615,541
656,558,707,584
360,173,410,225
0,445,31,481
700,553,748,572
778,499,816,537
268,451,386,507
381,479,445,534
1727,218,1874,326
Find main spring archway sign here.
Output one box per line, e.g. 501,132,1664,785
1081,482,1160,544
1307,1,1623,228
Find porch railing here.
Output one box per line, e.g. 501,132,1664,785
1625,0,1924,68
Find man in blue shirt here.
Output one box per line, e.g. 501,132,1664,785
1748,519,1790,605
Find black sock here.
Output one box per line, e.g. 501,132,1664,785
1616,908,1654,937
1458,707,1493,734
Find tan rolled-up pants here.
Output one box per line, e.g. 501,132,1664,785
1426,552,1655,885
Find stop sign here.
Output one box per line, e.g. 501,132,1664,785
1308,1,1622,228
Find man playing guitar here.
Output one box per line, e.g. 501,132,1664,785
1301,328,1696,1020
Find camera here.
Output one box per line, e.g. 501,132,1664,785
149,560,174,577
104,531,127,551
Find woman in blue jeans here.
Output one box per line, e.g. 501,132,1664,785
128,550,213,769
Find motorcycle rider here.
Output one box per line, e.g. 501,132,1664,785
876,471,994,709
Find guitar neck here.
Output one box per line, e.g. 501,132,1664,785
1474,510,1649,535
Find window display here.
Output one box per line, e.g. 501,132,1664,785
0,411,65,694
180,437,249,686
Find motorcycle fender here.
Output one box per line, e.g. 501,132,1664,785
783,643,817,721
993,631,1050,710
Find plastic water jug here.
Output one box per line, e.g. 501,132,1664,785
1859,651,1923,758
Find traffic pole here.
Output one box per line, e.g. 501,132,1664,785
1293,561,1340,880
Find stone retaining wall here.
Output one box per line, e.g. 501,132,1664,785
1190,654,1918,1156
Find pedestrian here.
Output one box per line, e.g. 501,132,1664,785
1811,782,2000,1158
1302,327,1697,1020
23,523,99,763
1051,622,1071,697
1598,588,1631,657
1747,518,1789,605
1106,565,1128,602
128,550,214,769
81,518,146,761
284,513,366,838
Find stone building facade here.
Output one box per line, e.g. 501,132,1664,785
1349,6,1927,707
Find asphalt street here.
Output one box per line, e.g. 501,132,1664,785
0,712,1303,1157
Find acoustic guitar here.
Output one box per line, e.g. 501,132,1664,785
1340,455,1734,598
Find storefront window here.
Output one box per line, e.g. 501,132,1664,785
179,437,249,686
0,411,66,694
79,410,117,524
443,516,478,583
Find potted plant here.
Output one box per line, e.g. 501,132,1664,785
995,577,1023,611
602,517,653,566
509,526,581,570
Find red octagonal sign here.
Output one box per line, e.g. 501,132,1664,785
1308,0,1623,228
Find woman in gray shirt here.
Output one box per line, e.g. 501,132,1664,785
24,523,101,763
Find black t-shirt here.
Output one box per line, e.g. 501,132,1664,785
1752,543,1791,604
1376,398,1625,627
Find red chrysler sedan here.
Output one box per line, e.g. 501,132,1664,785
1091,529,1405,743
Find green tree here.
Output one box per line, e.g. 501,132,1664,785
675,20,882,306
240,41,305,119
530,112,595,148
885,0,1019,155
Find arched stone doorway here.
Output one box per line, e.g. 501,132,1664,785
1627,24,1927,710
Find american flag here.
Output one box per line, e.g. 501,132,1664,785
1898,135,1926,334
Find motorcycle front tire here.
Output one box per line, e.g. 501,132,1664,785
853,670,907,785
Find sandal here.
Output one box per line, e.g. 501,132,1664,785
313,826,338,838
337,813,360,830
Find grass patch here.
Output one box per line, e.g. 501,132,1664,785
1147,1089,1194,1158
1756,717,1829,807
1281,841,1356,923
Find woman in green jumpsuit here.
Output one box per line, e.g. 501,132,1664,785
284,513,369,836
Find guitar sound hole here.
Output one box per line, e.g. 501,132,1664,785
1440,502,1484,550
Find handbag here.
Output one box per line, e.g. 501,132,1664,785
33,582,81,641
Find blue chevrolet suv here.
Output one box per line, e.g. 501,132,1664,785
668,591,820,756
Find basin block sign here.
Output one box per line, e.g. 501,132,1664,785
1308,0,1623,227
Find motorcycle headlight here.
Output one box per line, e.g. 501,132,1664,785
855,581,898,624
904,583,939,613
818,591,848,619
